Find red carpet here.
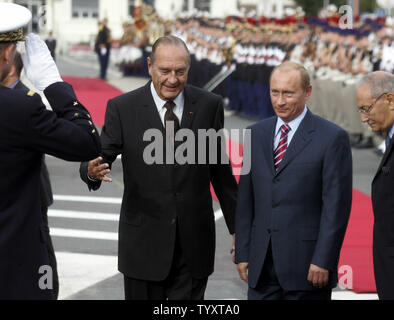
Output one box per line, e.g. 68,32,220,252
338,189,376,293
63,77,123,127
65,76,377,294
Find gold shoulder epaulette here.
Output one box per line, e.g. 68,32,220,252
27,90,35,97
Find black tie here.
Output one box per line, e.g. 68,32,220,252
164,101,179,133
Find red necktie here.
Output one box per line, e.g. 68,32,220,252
274,124,291,170
164,101,179,132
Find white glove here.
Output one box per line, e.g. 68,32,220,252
21,33,63,91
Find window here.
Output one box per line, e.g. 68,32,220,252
72,0,98,19
195,0,211,12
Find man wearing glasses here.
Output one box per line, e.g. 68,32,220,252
356,71,394,300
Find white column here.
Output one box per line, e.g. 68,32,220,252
100,0,128,39
188,0,194,13
45,0,54,32
211,0,238,17
276,0,284,18
154,0,183,19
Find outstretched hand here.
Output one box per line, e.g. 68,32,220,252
87,156,112,182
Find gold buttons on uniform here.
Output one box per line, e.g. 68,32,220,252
74,112,79,117
73,101,79,106
92,129,96,134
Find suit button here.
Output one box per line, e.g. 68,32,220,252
272,203,278,208
273,178,280,183
267,229,272,234
171,218,176,225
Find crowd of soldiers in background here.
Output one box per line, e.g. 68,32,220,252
112,12,394,75
110,11,394,151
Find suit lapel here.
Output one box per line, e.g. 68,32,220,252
373,136,394,182
180,86,197,130
141,84,196,132
139,81,166,134
275,110,315,176
261,118,277,176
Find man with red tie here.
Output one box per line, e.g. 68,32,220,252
235,61,353,300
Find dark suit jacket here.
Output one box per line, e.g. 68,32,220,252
235,110,353,291
80,82,237,281
45,39,57,60
95,25,111,53
371,135,394,300
14,81,53,209
0,82,101,299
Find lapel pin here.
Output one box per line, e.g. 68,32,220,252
189,112,193,115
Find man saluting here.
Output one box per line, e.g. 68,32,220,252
0,3,101,299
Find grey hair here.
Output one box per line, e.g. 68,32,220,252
358,72,394,98
150,35,190,66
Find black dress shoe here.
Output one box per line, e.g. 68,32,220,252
354,137,374,149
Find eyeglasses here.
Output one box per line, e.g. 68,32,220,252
357,92,388,115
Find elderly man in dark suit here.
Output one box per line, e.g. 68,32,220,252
356,71,394,300
0,51,59,299
0,3,100,300
235,61,353,300
80,35,238,300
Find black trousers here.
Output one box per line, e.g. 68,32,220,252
124,223,208,300
248,241,332,300
42,206,59,299
98,50,110,80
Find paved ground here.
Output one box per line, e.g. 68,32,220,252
42,51,382,300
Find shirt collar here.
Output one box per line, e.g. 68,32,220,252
150,82,184,112
275,106,308,135
9,80,20,89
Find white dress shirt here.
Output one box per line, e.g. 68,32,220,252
150,82,184,126
274,106,308,151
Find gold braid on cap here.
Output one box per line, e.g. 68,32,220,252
0,28,25,42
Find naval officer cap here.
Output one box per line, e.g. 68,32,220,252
0,3,32,42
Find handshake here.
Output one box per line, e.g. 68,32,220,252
21,33,63,91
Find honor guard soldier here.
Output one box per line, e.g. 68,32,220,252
0,3,101,299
